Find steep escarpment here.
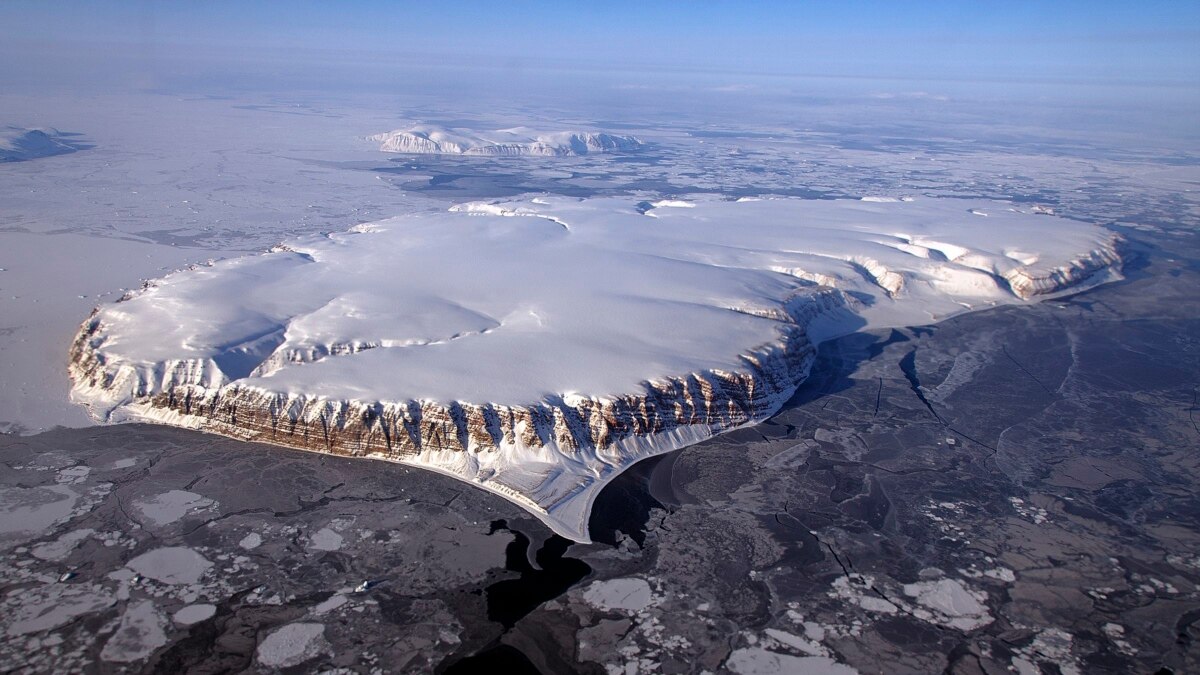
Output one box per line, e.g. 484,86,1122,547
1001,245,1125,299
67,196,1123,540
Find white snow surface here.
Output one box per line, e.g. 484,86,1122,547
370,124,642,156
71,196,1121,541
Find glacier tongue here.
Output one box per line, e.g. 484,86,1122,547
68,196,1123,541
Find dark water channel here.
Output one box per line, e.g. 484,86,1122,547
442,644,542,675
440,520,591,673
484,520,591,629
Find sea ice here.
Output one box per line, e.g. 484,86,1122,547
4,584,115,637
0,485,79,543
173,603,217,626
902,578,992,631
726,648,860,675
582,578,654,613
256,622,329,668
238,532,263,550
31,528,94,561
312,594,348,615
309,528,344,552
100,600,168,662
126,546,213,585
132,490,215,526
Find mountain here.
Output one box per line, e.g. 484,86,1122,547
0,126,80,162
69,196,1123,541
370,125,643,156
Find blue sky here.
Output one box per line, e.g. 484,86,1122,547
3,1,1198,84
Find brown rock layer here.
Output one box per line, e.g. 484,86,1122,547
69,289,847,464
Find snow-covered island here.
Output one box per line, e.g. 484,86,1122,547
0,126,81,162
370,125,643,156
68,196,1123,541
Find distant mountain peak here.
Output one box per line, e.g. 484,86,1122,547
0,126,81,162
369,125,643,157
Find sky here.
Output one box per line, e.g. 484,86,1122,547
2,0,1198,86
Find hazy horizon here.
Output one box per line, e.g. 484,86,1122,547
3,1,1198,83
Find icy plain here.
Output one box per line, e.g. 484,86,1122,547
69,195,1121,540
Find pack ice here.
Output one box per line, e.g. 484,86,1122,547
69,196,1122,541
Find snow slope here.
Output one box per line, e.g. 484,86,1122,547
370,125,643,156
69,196,1122,541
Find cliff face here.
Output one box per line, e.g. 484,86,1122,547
66,196,1125,541
72,332,807,463
1001,245,1125,299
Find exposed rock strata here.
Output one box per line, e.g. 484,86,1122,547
1000,245,1123,299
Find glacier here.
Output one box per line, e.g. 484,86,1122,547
68,196,1123,541
370,125,643,156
